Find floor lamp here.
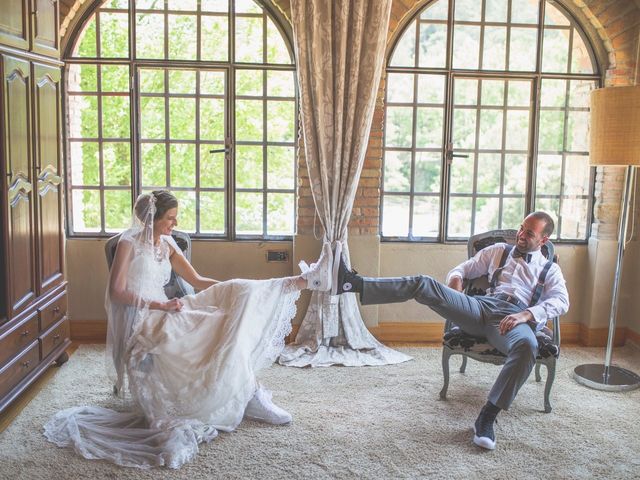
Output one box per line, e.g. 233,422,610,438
573,85,640,391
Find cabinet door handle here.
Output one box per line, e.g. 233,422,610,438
20,330,30,337
53,334,61,341
53,306,60,313
22,360,31,368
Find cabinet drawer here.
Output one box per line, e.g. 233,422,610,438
39,290,67,332
0,341,39,399
40,317,69,360
0,313,39,367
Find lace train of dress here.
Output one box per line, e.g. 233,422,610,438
44,248,300,469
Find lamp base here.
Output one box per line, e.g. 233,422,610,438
573,364,640,392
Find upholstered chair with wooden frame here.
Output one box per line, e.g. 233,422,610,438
439,229,560,413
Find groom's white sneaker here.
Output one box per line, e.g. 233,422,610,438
300,242,333,291
244,387,292,425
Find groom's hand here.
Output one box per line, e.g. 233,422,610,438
499,310,533,335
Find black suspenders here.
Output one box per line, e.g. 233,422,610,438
489,244,553,307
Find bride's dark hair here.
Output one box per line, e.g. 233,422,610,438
134,190,178,222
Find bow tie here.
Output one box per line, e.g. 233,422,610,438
512,249,531,263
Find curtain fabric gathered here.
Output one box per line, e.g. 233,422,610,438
279,0,411,368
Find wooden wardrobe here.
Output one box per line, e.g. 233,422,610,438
0,0,70,414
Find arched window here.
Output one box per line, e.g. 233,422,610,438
382,0,599,241
65,0,297,239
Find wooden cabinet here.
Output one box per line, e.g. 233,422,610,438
0,0,67,415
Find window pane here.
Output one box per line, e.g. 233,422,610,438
200,191,225,234
540,79,567,107
485,0,508,22
72,189,101,232
510,0,539,24
74,16,97,57
421,0,448,20
173,191,196,232
236,100,263,141
503,154,527,194
414,152,441,193
567,110,589,152
201,15,229,61
449,154,474,193
481,80,505,106
503,197,525,228
390,21,416,67
382,195,410,236
168,14,197,60
508,28,537,71
99,12,129,58
571,29,594,74
200,145,225,188
507,80,530,107
387,73,414,103
267,100,295,142
384,151,411,192
538,111,565,151
140,69,165,93
454,78,478,105
267,193,294,235
201,70,225,95
140,97,166,139
67,64,98,92
478,110,503,150
236,17,263,63
413,197,440,237
477,153,501,194
266,17,292,64
136,13,165,59
542,28,570,72
101,65,129,92
417,74,445,104
236,192,263,234
104,189,131,231
102,96,130,138
70,142,99,185
559,197,588,238
418,23,447,68
475,197,500,233
168,69,196,94
564,155,590,196
141,143,166,186
505,110,530,150
267,146,295,189
267,70,295,97
453,25,480,69
452,109,477,150
103,142,131,185
416,107,444,148
385,107,413,148
447,197,472,237
169,98,196,140
455,0,481,21
483,27,507,70
236,145,263,189
202,0,228,13
536,154,562,194
200,98,225,140
68,95,98,138
169,143,196,187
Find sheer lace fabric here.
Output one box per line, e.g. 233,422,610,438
44,195,300,469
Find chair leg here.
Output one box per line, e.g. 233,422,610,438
440,348,451,400
543,361,556,413
535,362,541,382
459,355,467,373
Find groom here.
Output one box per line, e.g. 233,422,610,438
331,211,569,450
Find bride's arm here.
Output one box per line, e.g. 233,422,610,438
109,240,180,311
169,246,219,291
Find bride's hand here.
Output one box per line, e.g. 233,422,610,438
163,298,184,312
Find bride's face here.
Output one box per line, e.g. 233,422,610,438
154,207,178,236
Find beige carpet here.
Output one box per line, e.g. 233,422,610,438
1,344,639,480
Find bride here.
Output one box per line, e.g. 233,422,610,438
44,190,333,469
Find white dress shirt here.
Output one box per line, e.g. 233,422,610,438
446,243,570,330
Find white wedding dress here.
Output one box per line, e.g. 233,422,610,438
44,236,300,469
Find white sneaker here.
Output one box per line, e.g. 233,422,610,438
244,387,292,425
300,242,333,291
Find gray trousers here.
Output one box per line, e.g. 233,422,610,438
361,275,538,410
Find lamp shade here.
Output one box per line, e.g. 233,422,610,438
590,85,640,166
